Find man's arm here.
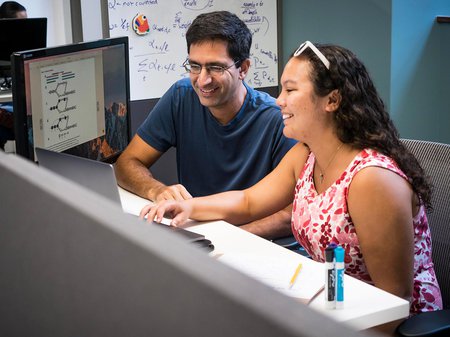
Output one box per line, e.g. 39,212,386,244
115,135,191,201
239,205,293,240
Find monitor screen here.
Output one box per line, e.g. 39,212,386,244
0,18,47,90
11,37,131,163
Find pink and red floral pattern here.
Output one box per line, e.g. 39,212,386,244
292,149,442,314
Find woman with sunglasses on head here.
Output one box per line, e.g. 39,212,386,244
142,41,442,333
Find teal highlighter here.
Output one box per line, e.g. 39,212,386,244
335,246,345,309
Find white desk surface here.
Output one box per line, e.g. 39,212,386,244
119,187,409,331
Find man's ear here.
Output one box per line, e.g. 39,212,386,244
238,59,251,80
326,89,342,112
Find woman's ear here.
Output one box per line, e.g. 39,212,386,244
326,89,342,112
238,59,251,80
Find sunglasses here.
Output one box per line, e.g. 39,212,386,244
294,41,330,70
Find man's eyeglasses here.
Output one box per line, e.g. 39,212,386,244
183,59,240,75
294,41,330,70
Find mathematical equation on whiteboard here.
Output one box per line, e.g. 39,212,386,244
107,0,278,100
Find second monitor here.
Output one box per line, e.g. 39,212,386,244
0,17,47,91
11,37,131,163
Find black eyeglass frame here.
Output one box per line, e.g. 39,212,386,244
182,59,241,75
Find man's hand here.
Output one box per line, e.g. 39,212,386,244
152,184,193,202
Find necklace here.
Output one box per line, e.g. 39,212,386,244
317,143,344,184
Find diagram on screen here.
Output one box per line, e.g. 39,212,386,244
49,79,76,111
46,72,77,135
39,57,105,150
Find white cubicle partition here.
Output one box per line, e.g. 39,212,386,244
0,152,371,337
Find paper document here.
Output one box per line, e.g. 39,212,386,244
218,253,324,304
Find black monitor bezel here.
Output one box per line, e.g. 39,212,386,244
11,37,131,163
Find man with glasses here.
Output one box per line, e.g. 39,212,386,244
115,11,296,238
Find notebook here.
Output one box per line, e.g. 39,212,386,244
35,147,213,250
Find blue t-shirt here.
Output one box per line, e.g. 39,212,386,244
137,78,296,197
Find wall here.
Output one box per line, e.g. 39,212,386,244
80,0,103,42
281,0,392,110
282,0,450,144
391,0,450,143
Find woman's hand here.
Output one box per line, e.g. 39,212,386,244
139,199,193,227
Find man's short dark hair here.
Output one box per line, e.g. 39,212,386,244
186,11,252,67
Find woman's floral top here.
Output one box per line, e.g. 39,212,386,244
291,149,442,314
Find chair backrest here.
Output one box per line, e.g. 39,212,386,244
401,138,450,309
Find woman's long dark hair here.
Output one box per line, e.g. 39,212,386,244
295,44,432,210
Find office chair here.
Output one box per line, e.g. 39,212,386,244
396,139,450,337
272,235,311,257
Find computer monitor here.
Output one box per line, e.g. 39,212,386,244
11,37,131,163
0,18,47,90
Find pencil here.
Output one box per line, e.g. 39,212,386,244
288,263,302,289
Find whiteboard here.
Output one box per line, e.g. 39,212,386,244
106,0,279,101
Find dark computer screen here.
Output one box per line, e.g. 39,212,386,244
0,18,47,90
11,37,131,162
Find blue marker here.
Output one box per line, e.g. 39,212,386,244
324,244,336,309
335,246,345,309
